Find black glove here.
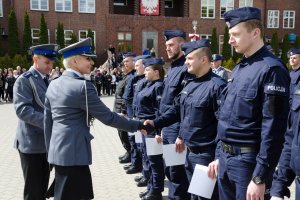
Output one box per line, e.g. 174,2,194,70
138,121,155,133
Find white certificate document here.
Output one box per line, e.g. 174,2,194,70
188,164,216,199
145,138,163,156
128,131,136,136
162,144,187,166
134,131,143,143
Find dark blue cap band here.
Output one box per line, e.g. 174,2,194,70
33,49,56,56
62,46,92,58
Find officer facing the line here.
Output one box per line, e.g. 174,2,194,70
44,38,152,200
288,48,300,101
211,54,228,81
13,44,59,200
207,7,290,200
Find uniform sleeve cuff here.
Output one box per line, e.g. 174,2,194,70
252,163,268,181
270,182,290,199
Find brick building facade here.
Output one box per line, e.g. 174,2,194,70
0,0,299,63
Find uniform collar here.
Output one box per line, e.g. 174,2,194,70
171,55,186,68
31,66,46,79
66,68,83,78
194,69,213,82
241,45,267,63
146,79,162,86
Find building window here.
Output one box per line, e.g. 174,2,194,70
114,0,127,6
0,0,3,17
219,35,224,54
165,0,173,8
55,0,72,12
64,30,73,45
79,0,95,13
117,32,132,52
200,34,212,40
239,0,253,7
220,0,234,19
31,0,49,11
79,30,96,49
283,10,295,29
267,10,279,28
201,0,215,19
31,29,50,45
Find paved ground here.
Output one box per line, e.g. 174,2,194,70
0,96,295,200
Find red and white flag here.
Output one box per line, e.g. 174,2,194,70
140,0,159,16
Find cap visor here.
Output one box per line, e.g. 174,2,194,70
82,53,97,58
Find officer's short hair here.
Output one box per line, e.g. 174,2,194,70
243,19,264,38
195,47,212,62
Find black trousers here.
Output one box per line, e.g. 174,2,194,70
54,165,94,200
19,151,50,200
118,129,131,153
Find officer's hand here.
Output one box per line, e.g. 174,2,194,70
175,137,185,153
138,121,155,135
246,181,265,200
270,197,283,200
144,120,155,128
207,159,219,179
155,135,162,144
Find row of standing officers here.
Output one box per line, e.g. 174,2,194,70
12,6,300,200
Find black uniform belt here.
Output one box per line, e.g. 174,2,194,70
221,141,258,155
187,145,215,154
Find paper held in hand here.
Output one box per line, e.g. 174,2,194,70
188,164,217,199
162,144,187,166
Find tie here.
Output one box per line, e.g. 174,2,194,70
43,77,49,87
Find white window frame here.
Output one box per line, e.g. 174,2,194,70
200,34,212,40
30,0,49,11
267,10,280,28
165,0,173,8
239,0,253,7
31,28,50,45
64,30,73,45
79,30,96,49
201,0,215,19
219,35,224,54
220,0,234,19
113,0,127,6
0,0,3,17
78,0,95,13
283,10,295,29
55,0,72,12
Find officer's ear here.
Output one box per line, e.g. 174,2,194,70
32,55,39,63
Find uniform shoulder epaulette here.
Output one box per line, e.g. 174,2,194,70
211,74,227,86
22,71,33,79
263,56,285,70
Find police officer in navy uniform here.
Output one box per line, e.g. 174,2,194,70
288,48,300,102
270,53,300,200
136,57,165,200
211,54,228,81
207,7,290,200
145,39,226,200
160,29,191,200
44,38,152,200
13,44,59,200
122,53,144,174
131,55,152,187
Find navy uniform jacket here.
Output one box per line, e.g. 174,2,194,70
154,70,226,148
271,84,300,197
135,80,163,121
13,67,48,154
289,68,300,101
159,55,190,137
113,74,127,114
218,46,290,180
132,76,147,118
44,71,141,166
122,70,136,105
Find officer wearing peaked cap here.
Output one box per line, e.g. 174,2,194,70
145,39,226,200
157,29,192,200
13,43,59,200
44,38,151,199
207,7,290,200
211,54,228,81
288,48,300,101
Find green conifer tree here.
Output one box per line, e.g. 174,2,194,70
281,34,291,64
56,22,65,48
22,12,32,54
271,32,279,56
211,27,218,54
39,13,48,44
70,32,78,44
294,36,300,49
222,26,231,60
8,8,20,57
87,29,95,52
